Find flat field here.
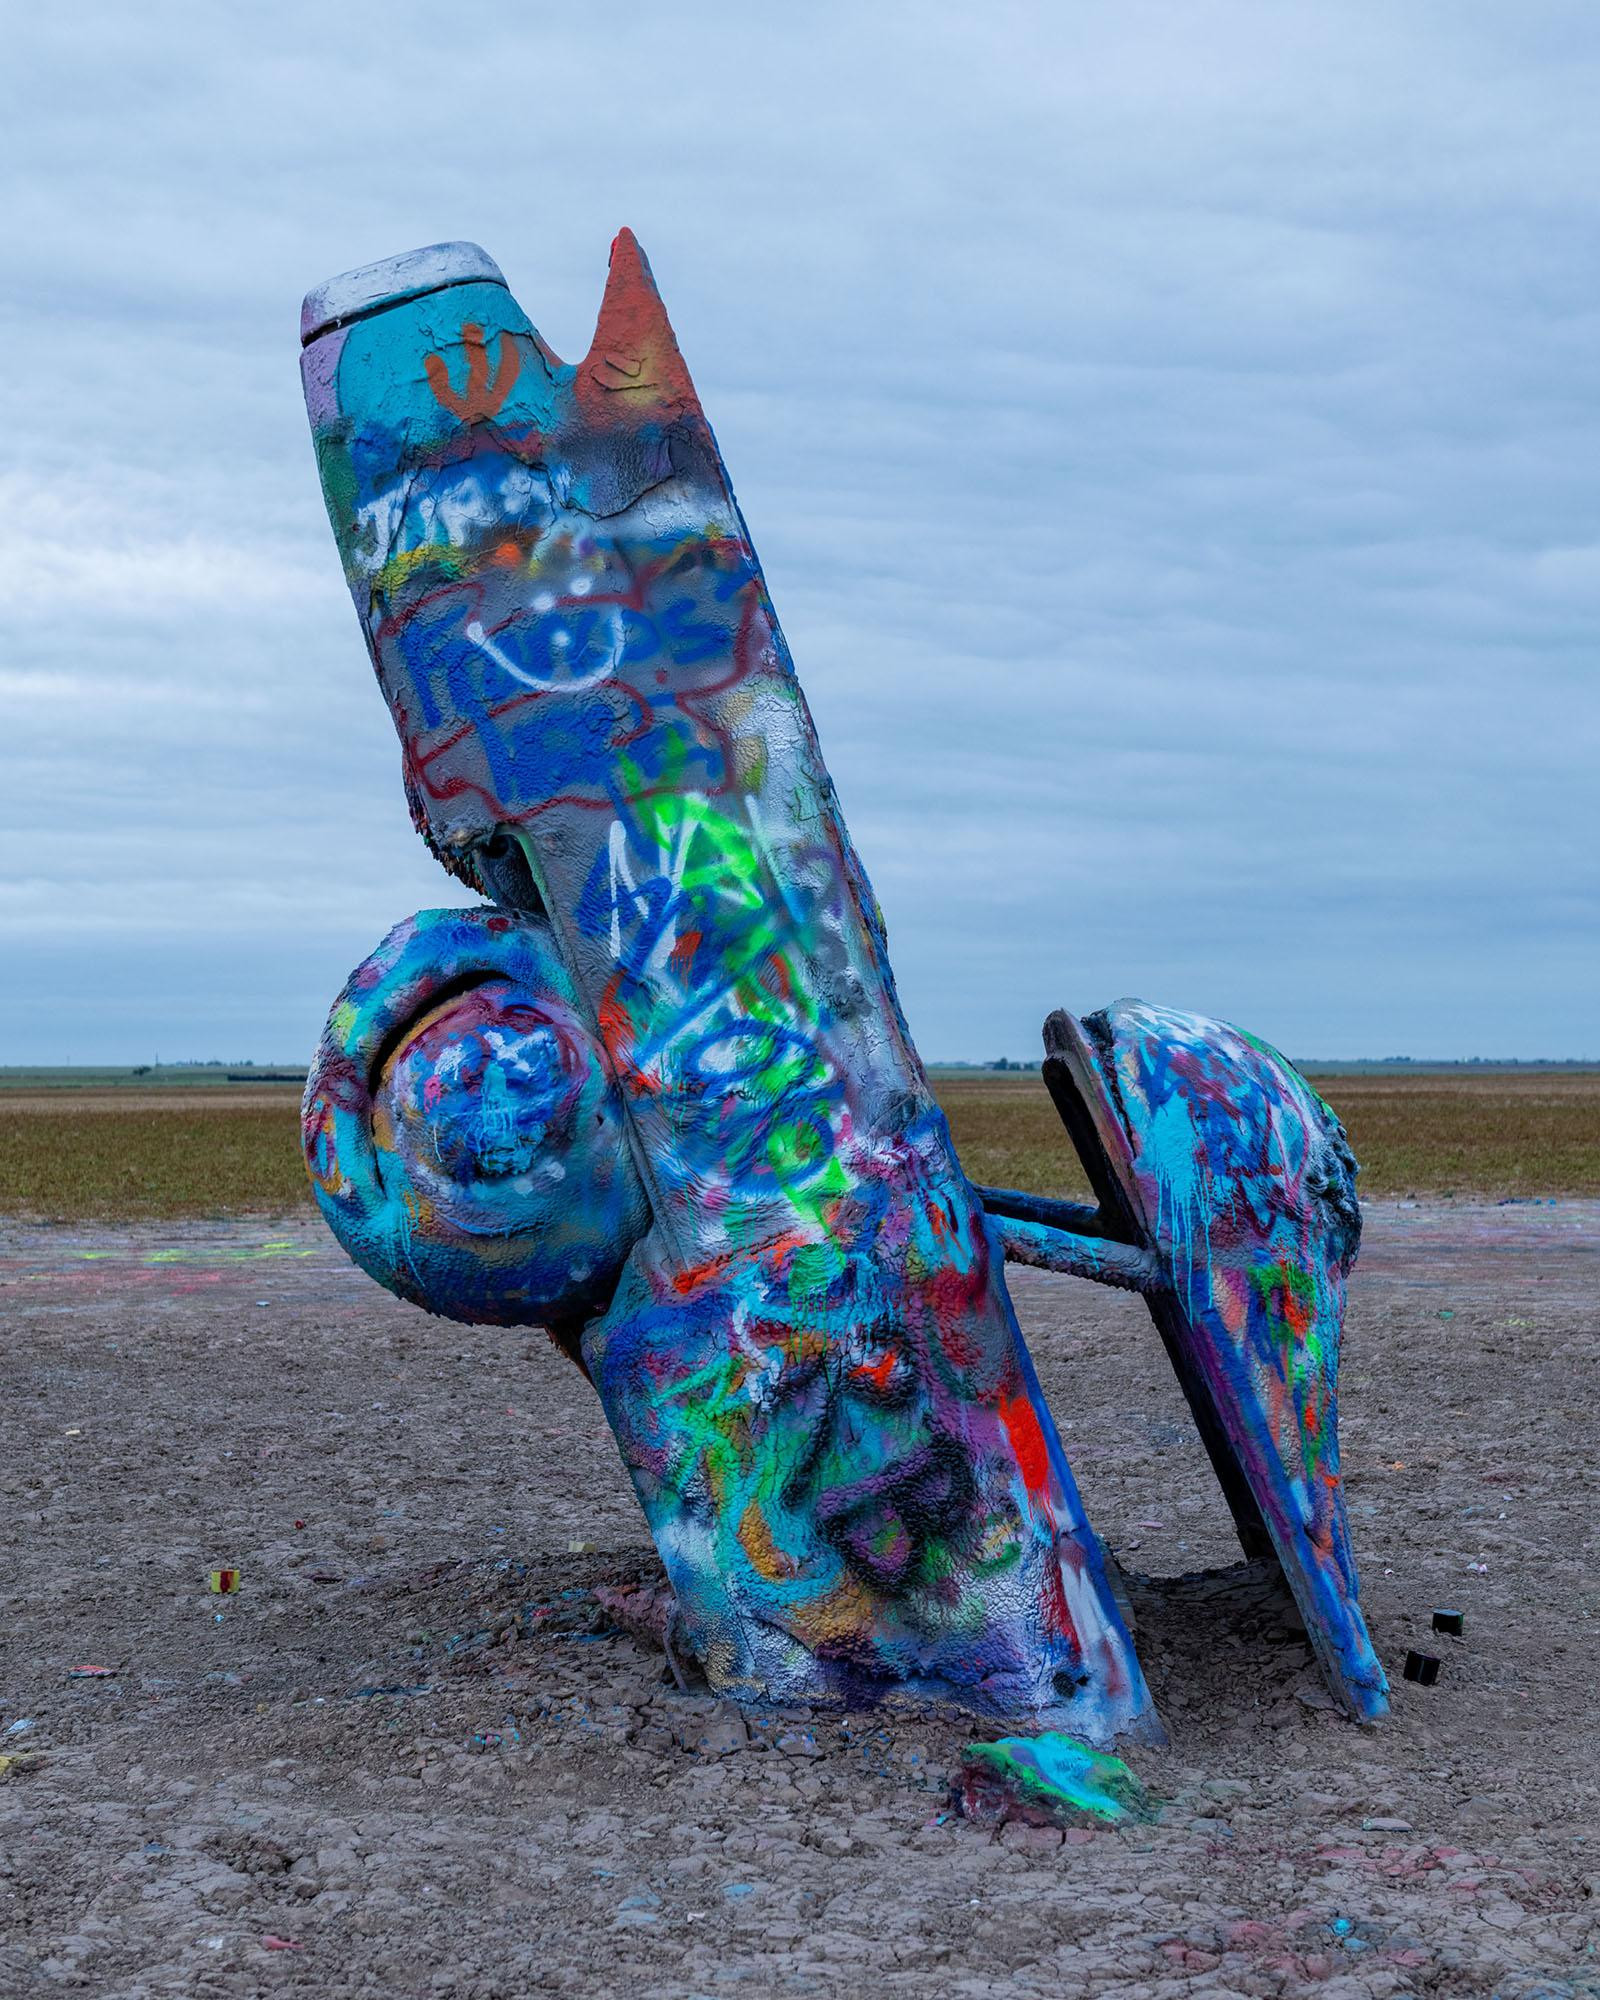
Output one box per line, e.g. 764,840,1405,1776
1,1069,1596,1220
2,1066,1596,1994
937,1068,1600,1205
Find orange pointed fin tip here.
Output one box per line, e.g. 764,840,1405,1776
609,226,652,278
582,228,693,405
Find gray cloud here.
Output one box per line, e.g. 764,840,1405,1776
3,1,1595,1063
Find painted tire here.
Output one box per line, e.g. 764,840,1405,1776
303,906,649,1326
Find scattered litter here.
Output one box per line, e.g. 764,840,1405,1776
1432,1608,1465,1636
208,1568,241,1594
4,1719,35,1737
261,1935,301,1951
1467,1562,1489,1574
1437,1309,1455,1320
0,1752,43,1780
567,1540,592,1553
1403,1650,1441,1686
64,1428,81,1437
67,1665,115,1679
955,1731,1159,1829
293,1520,306,1530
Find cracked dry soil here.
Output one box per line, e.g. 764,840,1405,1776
1,1201,1596,1999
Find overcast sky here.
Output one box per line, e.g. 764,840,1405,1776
4,3,1596,1064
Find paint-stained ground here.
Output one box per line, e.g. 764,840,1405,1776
1,1203,1596,2000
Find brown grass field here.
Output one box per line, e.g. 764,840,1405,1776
0,1070,1596,1220
935,1067,1600,1205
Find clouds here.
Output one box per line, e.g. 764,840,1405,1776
3,1,1596,1062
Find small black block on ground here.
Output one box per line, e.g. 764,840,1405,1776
1432,1609,1465,1636
1403,1650,1441,1686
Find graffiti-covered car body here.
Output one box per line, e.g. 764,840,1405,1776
298,235,1385,1735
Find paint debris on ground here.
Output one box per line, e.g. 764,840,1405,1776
955,1732,1161,1829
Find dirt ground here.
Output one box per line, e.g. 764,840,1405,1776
1,1201,1596,2000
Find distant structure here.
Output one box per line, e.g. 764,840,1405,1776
298,237,1386,1731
